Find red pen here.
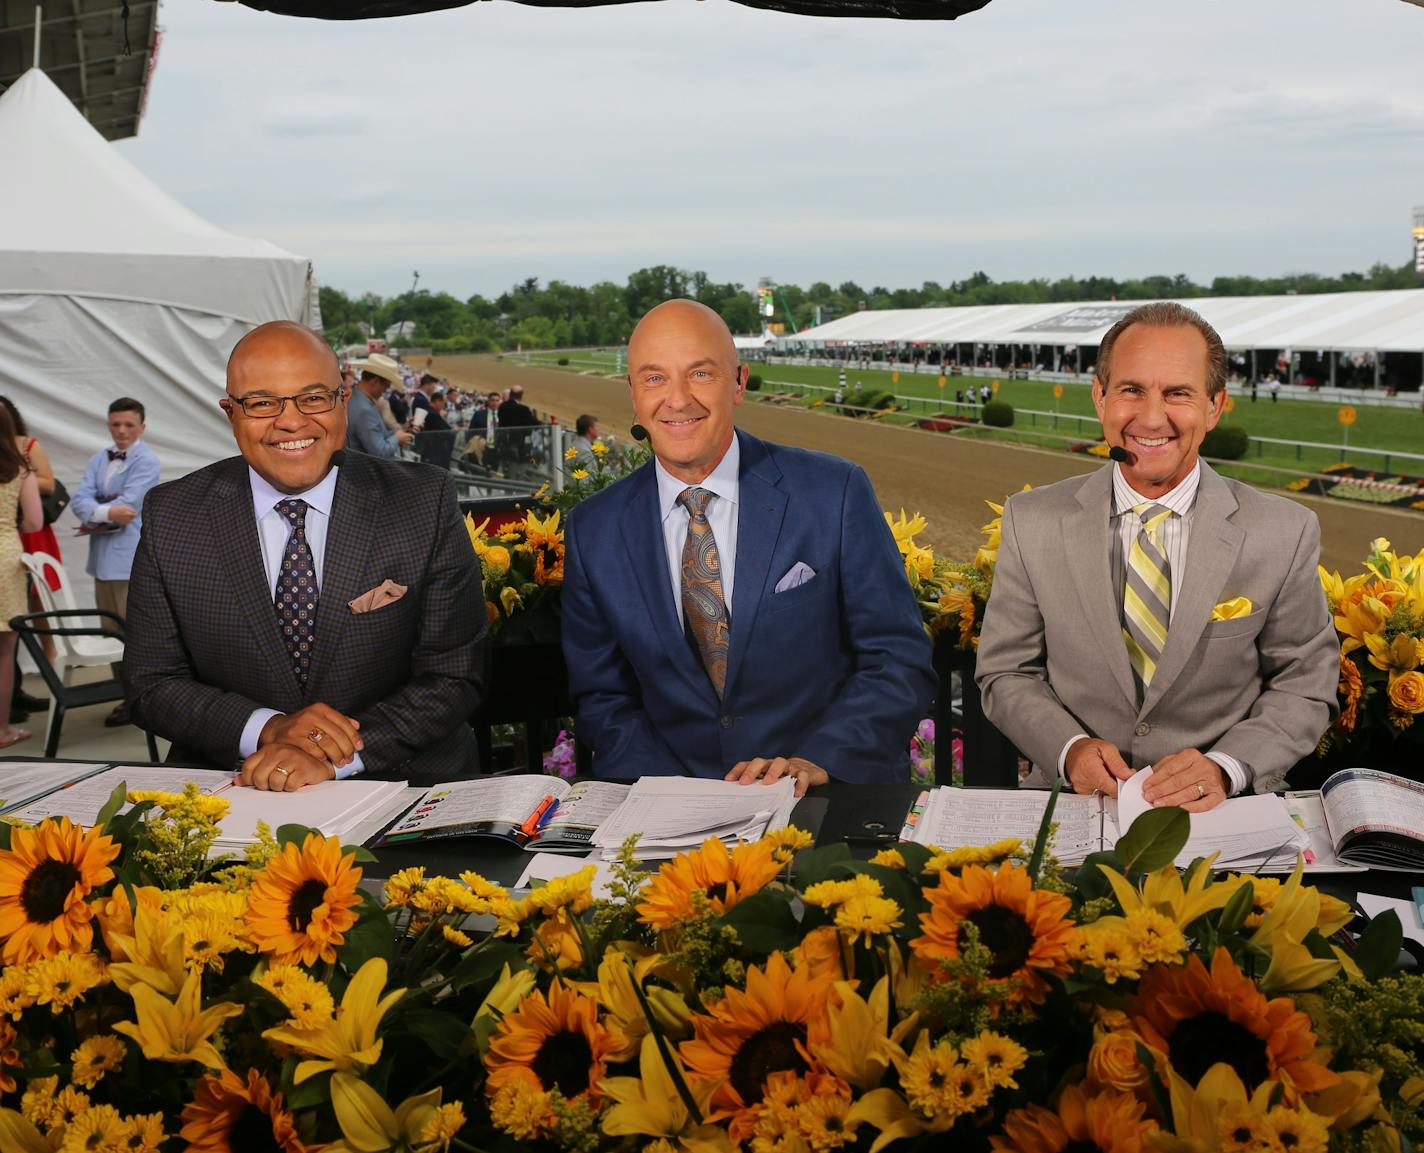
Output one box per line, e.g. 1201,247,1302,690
520,794,557,837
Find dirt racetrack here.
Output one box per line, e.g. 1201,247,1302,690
433,355,1422,572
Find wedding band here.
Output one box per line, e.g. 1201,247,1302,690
308,727,326,744
1091,788,1102,797
1195,782,1205,800
272,766,290,779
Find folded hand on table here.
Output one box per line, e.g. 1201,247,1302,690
725,756,828,798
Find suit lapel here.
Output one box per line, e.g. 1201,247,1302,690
305,460,377,703
1065,467,1139,708
726,433,787,701
208,460,297,691
619,466,709,698
1142,465,1243,715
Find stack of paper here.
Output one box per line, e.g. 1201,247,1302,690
590,776,797,861
0,761,113,815
2,765,234,826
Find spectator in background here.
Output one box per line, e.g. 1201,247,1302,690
416,390,455,470
69,397,160,727
347,356,414,459
569,414,601,469
1,396,61,710
497,385,538,466
387,374,410,425
408,373,440,428
0,402,43,748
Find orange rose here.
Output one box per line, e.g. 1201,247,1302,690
1087,1029,1150,1092
795,925,846,981
1388,669,1424,715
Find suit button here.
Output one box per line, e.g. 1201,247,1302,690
1135,722,1151,737
720,715,733,729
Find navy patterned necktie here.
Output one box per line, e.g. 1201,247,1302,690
677,487,730,698
274,499,318,686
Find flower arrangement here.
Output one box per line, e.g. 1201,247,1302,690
467,507,565,641
1317,536,1424,775
549,438,651,517
885,487,1027,651
1,780,1418,1153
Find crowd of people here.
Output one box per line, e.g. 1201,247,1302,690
1,300,1338,812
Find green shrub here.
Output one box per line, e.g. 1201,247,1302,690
1201,424,1249,460
557,356,570,366
982,400,1015,427
746,373,763,391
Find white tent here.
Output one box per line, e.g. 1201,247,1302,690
0,67,317,505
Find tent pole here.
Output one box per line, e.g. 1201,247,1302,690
33,5,42,68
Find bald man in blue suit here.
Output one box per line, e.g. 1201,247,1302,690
561,301,935,795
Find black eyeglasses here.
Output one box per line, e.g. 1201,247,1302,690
225,387,346,420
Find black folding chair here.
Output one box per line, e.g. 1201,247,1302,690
9,610,159,760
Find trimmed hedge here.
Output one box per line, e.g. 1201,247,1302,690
557,357,570,366
746,373,763,392
982,400,1015,427
1201,424,1249,460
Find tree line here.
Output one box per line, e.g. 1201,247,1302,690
319,259,1421,352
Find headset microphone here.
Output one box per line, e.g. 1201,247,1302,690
630,423,649,442
330,449,347,466
1107,445,1133,465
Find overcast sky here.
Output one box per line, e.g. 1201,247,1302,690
116,0,1424,299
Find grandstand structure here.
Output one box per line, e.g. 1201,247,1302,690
777,289,1424,396
0,0,158,141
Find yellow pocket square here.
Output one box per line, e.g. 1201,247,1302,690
1211,596,1253,621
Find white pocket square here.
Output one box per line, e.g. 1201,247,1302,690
774,562,816,593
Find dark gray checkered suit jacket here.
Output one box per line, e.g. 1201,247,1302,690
126,452,486,786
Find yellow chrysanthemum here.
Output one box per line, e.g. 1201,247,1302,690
60,1103,126,1149
488,1082,556,1141
1076,927,1143,984
418,1101,467,1153
869,847,906,869
833,894,903,944
570,468,589,480
182,909,252,974
244,833,363,966
526,866,596,916
383,866,427,907
802,874,884,909
122,1111,167,1152
764,826,815,863
20,1076,58,1127
636,837,783,931
923,838,1022,874
1263,1105,1330,1153
69,1034,127,1090
1123,907,1186,964
24,949,109,1012
961,1031,1029,1090
458,871,508,901
442,925,474,949
0,818,121,964
259,964,336,1028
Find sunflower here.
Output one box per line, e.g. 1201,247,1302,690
1130,948,1339,1101
990,1085,1158,1153
244,833,362,965
179,1067,309,1153
911,861,1077,1012
485,979,615,1107
0,817,120,964
680,950,836,1137
636,837,783,932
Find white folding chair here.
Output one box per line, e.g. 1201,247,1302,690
21,551,125,672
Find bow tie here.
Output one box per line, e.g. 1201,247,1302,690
107,449,127,462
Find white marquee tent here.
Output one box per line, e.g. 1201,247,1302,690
0,67,318,509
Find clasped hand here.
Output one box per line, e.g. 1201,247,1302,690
1066,740,1227,811
238,704,362,792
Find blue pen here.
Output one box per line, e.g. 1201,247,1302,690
535,800,560,830
1411,886,1424,931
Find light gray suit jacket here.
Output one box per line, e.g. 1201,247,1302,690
975,463,1338,794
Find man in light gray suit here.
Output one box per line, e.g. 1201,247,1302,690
976,302,1337,810
346,354,414,459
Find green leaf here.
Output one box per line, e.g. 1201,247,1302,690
790,842,852,888
1073,851,1121,903
95,780,132,829
346,844,379,862
1027,776,1062,882
276,824,319,849
1218,880,1255,936
1352,911,1403,981
895,841,935,876
719,890,801,954
336,890,394,972
285,1067,332,1111
446,940,526,994
0,821,11,851
386,1008,475,1062
1114,808,1189,875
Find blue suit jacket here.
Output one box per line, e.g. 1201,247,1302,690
561,430,935,783
69,441,161,581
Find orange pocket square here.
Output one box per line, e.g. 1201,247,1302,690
349,579,408,614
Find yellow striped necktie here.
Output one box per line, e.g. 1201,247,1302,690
1122,501,1175,696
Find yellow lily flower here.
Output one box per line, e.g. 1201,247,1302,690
574,951,690,1062
1335,596,1391,656
1318,565,1346,613
327,1072,444,1153
884,509,928,554
111,971,242,1071
1248,858,1353,945
600,1032,731,1153
474,963,536,1027
1156,1062,1276,1153
108,905,187,996
1364,631,1422,674
499,586,523,616
262,957,406,1083
813,977,918,1091
1097,857,1244,930
1306,1067,1384,1130
0,1108,53,1153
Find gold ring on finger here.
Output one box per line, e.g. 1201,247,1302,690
1195,782,1205,800
308,727,326,744
273,766,290,779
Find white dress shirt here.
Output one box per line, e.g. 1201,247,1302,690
1059,461,1247,795
655,435,740,627
239,465,364,778
89,438,140,523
